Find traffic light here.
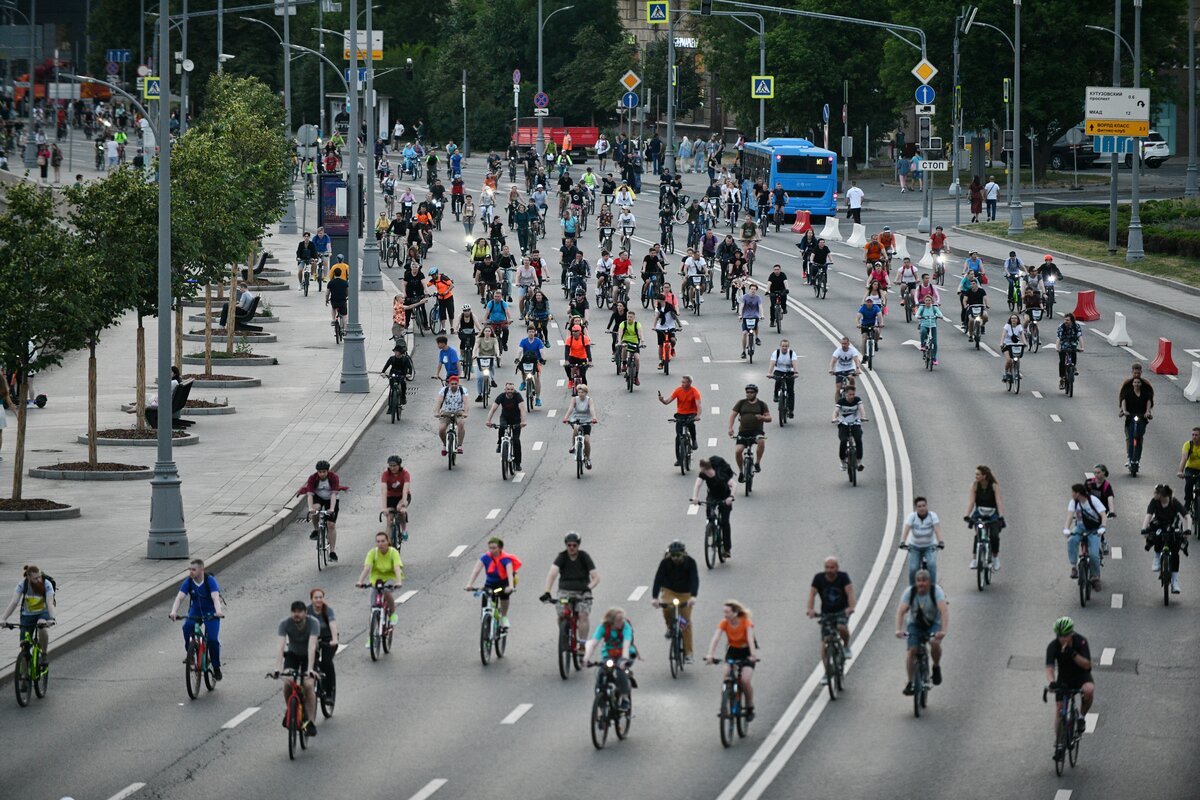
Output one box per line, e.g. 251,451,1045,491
701,0,713,15
918,115,931,148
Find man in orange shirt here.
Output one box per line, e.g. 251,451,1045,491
658,375,701,465
427,267,456,334
563,323,593,388
863,234,885,273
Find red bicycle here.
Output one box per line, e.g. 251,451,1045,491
544,594,587,679
267,668,313,760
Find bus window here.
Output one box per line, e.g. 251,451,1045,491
775,155,833,175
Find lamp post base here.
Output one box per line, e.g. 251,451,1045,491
147,463,189,559
1126,223,1145,261
278,194,299,234
1007,202,1024,235
339,325,370,393
361,242,383,291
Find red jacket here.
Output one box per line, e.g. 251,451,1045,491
295,470,349,497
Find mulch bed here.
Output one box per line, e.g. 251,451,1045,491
246,278,285,287
96,428,190,440
186,352,271,359
185,399,228,408
0,498,70,511
38,462,149,471
189,328,273,337
182,373,254,381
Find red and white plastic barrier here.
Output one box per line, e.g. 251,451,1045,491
1071,289,1101,322
1150,337,1179,375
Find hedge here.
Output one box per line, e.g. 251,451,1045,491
1035,199,1200,258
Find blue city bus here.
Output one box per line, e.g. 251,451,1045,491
741,138,838,221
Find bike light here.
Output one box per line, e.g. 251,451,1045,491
605,659,614,668
1046,276,1056,284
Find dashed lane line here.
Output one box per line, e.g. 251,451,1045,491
222,707,260,729
1084,712,1098,734
1121,346,1147,361
1111,547,1123,560
628,586,649,602
1050,414,1062,422
1111,593,1124,609
708,437,719,447
1032,390,1044,398
398,590,419,604
837,271,865,282
1100,647,1116,666
449,545,468,558
1054,791,1073,800
532,441,544,451
687,504,700,516
711,383,719,390
1067,441,1079,451
500,703,533,725
106,785,147,800
407,779,449,800
486,508,501,519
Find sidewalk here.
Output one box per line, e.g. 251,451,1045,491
0,199,402,679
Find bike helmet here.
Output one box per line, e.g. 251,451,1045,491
745,383,759,392
335,254,345,261
564,531,582,544
883,225,891,231
667,539,686,554
428,266,439,275
387,455,402,466
574,287,585,296
1052,616,1074,636
462,304,471,311
1044,254,1054,261
315,460,331,471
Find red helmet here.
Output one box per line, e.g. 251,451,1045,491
1043,254,1053,261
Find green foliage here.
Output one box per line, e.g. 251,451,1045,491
640,40,701,117
1035,200,1200,258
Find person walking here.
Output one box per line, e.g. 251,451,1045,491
678,136,693,173
845,180,864,224
50,144,63,184
984,175,1000,221
969,176,984,223
897,153,910,192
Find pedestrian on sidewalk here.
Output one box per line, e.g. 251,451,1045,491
35,143,50,183
897,153,910,192
846,180,864,224
679,136,693,173
984,175,1000,221
910,153,924,191
50,144,62,184
969,176,984,222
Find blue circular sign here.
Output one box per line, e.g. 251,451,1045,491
533,91,549,108
512,69,521,85
914,84,935,105
822,103,830,123
621,91,639,109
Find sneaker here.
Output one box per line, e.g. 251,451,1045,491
519,381,526,391
475,394,484,402
390,612,399,624
843,645,853,658
328,552,338,563
1076,718,1087,735
902,682,915,696
585,459,592,470
1091,578,1101,592
456,447,464,454
514,463,522,471
1054,746,1066,760
741,351,747,359
634,377,640,386
970,558,978,569
1070,566,1078,579
755,337,762,346
933,360,939,365
820,675,830,686
441,448,448,456
991,556,1000,572
932,665,942,685
1152,552,1162,572
754,463,761,473
305,721,318,736
309,530,319,541
745,707,756,722
500,616,510,629
664,629,673,639
213,666,223,681
496,444,502,453
674,460,681,467
1171,575,1182,594
535,398,542,407
618,698,631,711
857,463,864,472
839,460,847,471
738,473,746,483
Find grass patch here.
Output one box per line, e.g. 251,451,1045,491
972,220,1200,289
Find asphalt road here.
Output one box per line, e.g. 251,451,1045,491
2,156,1197,800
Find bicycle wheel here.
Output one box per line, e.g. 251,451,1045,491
835,649,845,692
778,391,787,428
316,530,327,572
186,641,201,699
736,687,750,738
615,694,631,739
383,615,394,654
1068,714,1082,767
369,610,381,662
14,650,32,707
913,660,924,718
823,648,839,700
558,620,572,680
705,521,718,569
302,274,310,297
1014,367,1021,395
669,629,682,679
1078,564,1089,608
1054,724,1068,776
287,694,300,760
744,459,754,495
320,682,335,718
720,685,736,748
848,449,858,486
203,657,216,692
576,447,584,479
496,619,508,659
976,543,986,591
501,439,512,481
480,615,493,666
591,693,610,749
1163,561,1171,607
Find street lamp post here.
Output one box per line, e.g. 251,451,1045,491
360,0,382,290
1109,0,1121,253
1126,0,1144,260
666,4,676,175
535,2,574,158
276,0,298,234
147,0,188,559
1188,0,1198,198
179,0,188,134
21,0,35,169
1007,0,1022,235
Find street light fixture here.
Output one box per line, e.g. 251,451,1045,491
1084,25,1134,63
536,2,575,157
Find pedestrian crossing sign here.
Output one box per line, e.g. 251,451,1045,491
647,1,668,24
751,75,774,99
143,76,161,100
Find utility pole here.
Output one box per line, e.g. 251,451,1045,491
1126,0,1144,260
318,1,325,136
665,4,676,175
462,69,468,157
179,0,188,134
22,0,35,169
1107,0,1121,254
277,0,298,233
1007,0,1023,235
339,0,368,393
216,0,224,74
360,0,383,289
536,0,544,157
1188,0,1198,197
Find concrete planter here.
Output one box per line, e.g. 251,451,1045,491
188,377,262,389
122,403,236,415
182,355,277,366
29,466,154,481
78,432,201,447
187,314,279,323
247,281,290,292
181,332,279,344
0,505,82,521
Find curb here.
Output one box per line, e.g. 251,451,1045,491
181,332,279,344
951,226,1200,324
28,467,154,481
78,433,201,447
0,505,82,521
247,282,291,292
182,356,278,366
122,403,236,416
187,314,279,324
188,377,262,388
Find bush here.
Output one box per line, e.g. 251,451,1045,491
1035,199,1200,258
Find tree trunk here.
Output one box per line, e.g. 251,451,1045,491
175,299,184,373
87,340,98,466
226,260,238,355
135,313,147,431
11,376,27,500
204,283,214,377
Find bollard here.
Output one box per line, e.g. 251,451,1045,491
790,210,812,234
918,242,934,268
893,233,912,262
1071,289,1101,322
1150,337,1179,375
818,216,843,242
846,223,867,247
1184,362,1200,402
1101,311,1132,346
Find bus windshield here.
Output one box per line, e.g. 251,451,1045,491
775,155,833,175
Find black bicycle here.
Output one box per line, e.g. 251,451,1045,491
307,510,331,571
696,499,728,569
772,371,795,427
672,414,697,474
664,596,689,679
713,657,755,747
910,630,933,718
589,658,632,749
818,613,846,701
1044,684,1083,775
811,263,828,299
386,374,406,423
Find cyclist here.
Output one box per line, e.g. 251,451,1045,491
917,294,947,365
614,310,643,385
1179,427,1200,515
515,325,546,405
903,497,945,586
729,384,771,479
325,262,349,334
1118,372,1153,469
296,232,318,289
465,537,521,630
658,375,701,463
894,569,948,695
770,182,788,231
1086,464,1117,529
584,607,637,710
1056,312,1083,391
765,264,789,325
961,276,988,337
1003,250,1025,308
915,272,941,306
2,565,57,669
434,374,469,456
650,540,700,661
832,383,868,472
767,339,798,419
1000,313,1025,383
1063,482,1107,590
167,558,224,681
863,234,886,273
381,340,414,408
434,334,460,381
896,256,919,301
272,601,321,737
380,455,412,542
964,466,1004,571
692,457,736,557
857,296,882,355
963,250,985,282
428,268,456,333
1142,483,1189,593
1045,617,1094,750
806,557,856,683
297,460,345,562
355,530,405,627
307,588,339,703
312,226,331,271
653,299,680,369
879,226,896,260
738,283,764,359
540,532,600,643
703,600,758,720
681,248,706,307
483,289,512,352
561,383,598,469
828,336,863,402
809,236,832,285
486,380,527,471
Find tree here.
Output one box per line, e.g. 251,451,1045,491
0,185,88,501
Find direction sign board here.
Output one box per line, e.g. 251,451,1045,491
512,69,521,85
142,76,161,100
620,70,641,92
533,91,549,109
621,91,640,109
1084,86,1151,136
532,107,550,117
647,1,668,24
915,104,935,116
1092,134,1135,154
105,62,119,76
920,160,950,171
106,49,132,64
342,30,383,61
822,103,830,123
1086,119,1149,137
914,84,935,105
344,67,368,87
750,75,774,99
911,58,938,84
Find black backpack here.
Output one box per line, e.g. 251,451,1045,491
709,456,735,483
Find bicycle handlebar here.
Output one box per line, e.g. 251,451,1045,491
899,542,945,550
3,620,55,629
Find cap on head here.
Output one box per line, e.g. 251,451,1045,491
668,539,686,554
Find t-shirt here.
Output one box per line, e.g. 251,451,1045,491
381,468,411,499
492,391,524,425
1002,323,1025,344
438,384,467,413
554,550,597,592
766,272,788,293
732,398,768,435
1045,632,1093,688
306,604,337,641
1146,498,1186,531
964,287,987,307
858,304,881,326
1068,495,1107,530
438,347,461,378
180,574,220,617
719,617,754,649
15,580,55,615
831,346,860,372
566,334,592,359
900,584,945,627
740,293,763,319
835,395,864,425
327,277,349,306
810,245,831,265
669,385,701,416
485,299,508,324
278,615,322,657
1183,440,1200,470
1118,385,1152,418
984,181,1000,200
846,186,864,209
517,337,545,361
905,511,941,547
364,546,404,583
593,620,636,659
811,571,852,614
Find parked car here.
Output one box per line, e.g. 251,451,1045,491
1047,135,1099,171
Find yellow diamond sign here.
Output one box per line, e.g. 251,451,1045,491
911,59,938,85
620,70,641,92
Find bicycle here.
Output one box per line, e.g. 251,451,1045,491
920,325,935,371
910,631,934,718
1006,274,1024,313
1004,342,1025,394
595,273,610,309
621,343,643,393
772,372,795,427
588,657,632,749
5,620,54,707
664,597,690,678
544,594,586,680
641,275,660,309
1062,348,1078,398
1148,523,1185,606
599,226,614,254
266,668,313,759
838,420,866,486
744,317,759,364
306,510,331,571
1074,530,1098,607
1044,684,1084,775
737,433,765,495
386,374,406,423
966,305,985,350
660,332,676,376
714,658,755,747
440,410,462,470
859,324,877,370
817,613,846,700
1044,275,1057,319
379,508,407,552
685,274,705,315
489,422,517,481
519,360,539,410
620,226,634,255
811,263,828,299
661,223,675,254
968,513,1000,591
476,355,497,407
933,251,947,285
1121,413,1146,476
901,283,916,323
468,586,509,666
362,581,397,661
566,420,595,479
299,259,312,297
695,499,729,569
769,292,785,333
672,414,697,474
1026,307,1043,352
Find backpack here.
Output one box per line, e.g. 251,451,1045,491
708,456,735,483
1078,497,1104,531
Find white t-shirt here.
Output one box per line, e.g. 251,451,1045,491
846,186,864,209
771,349,798,373
831,346,861,372
683,257,705,277
984,181,1000,200
898,264,919,284
1068,496,1107,526
905,511,941,547
1002,323,1025,344
438,386,467,414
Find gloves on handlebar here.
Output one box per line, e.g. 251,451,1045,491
539,592,553,603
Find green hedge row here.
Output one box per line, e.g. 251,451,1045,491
1035,200,1200,258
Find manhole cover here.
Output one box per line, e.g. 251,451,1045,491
31,449,64,453
211,511,251,517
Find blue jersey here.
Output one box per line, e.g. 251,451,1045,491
438,347,461,377
485,299,509,324
180,575,220,617
859,304,881,326
517,336,545,361
312,233,330,254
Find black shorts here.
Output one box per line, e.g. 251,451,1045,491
385,494,410,510
311,495,340,522
726,646,753,662
736,433,763,447
331,302,348,316
282,652,310,673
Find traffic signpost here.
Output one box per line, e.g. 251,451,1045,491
915,104,935,116
1085,86,1151,136
911,58,938,84
620,70,641,92
621,91,640,109
914,84,935,105
647,1,668,24
143,76,161,100
533,91,549,108
751,75,774,99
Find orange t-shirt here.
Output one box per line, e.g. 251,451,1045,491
864,242,884,261
878,232,895,249
670,386,701,416
566,334,591,360
719,618,753,649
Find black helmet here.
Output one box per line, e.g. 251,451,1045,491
667,539,686,554
387,455,402,466
564,531,582,544
315,459,331,471
336,253,345,261
745,383,759,392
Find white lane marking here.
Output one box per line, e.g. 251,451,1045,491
408,779,449,800
1100,647,1116,666
1050,414,1062,422
222,707,261,729
449,545,468,558
1067,441,1080,451
337,643,348,655
687,504,700,515
836,271,864,282
628,585,648,602
707,437,719,447
551,320,559,328
682,319,690,326
1121,346,1147,361
500,703,533,725
1111,546,1123,560
486,508,501,519
556,339,565,346
711,383,719,390
398,590,419,604
556,379,565,387
1084,712,1098,734
711,406,720,415
702,355,712,363
532,441,544,451
1054,791,1073,800
107,785,147,800
980,342,1002,358
546,408,556,417
693,336,703,343
1111,593,1124,609
1032,391,1043,398
1166,374,1178,382
513,472,525,483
